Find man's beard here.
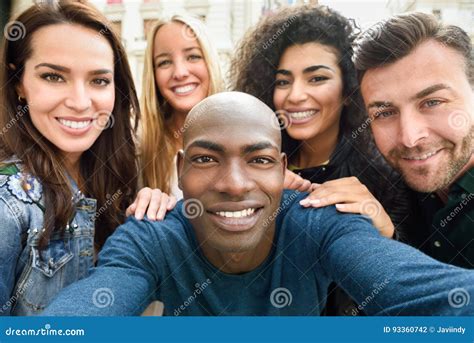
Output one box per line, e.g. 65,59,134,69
387,131,473,193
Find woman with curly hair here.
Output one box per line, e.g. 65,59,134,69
230,5,416,315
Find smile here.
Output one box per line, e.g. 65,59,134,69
403,149,441,161
214,208,256,218
57,118,92,130
173,83,197,95
207,206,263,232
288,110,317,120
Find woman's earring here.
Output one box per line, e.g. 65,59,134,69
18,95,25,103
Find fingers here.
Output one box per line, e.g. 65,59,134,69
125,202,136,217
167,196,177,210
284,169,312,192
297,179,312,192
133,187,153,220
335,200,395,239
300,191,360,207
300,178,370,207
146,189,164,221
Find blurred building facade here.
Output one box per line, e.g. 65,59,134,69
5,0,473,94
387,0,474,40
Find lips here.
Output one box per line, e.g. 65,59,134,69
206,201,264,232
402,149,443,161
55,117,93,135
284,109,319,124
57,118,92,129
172,83,198,95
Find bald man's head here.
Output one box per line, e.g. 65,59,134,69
183,91,282,149
177,92,287,261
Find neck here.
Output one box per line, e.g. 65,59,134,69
295,122,340,168
62,153,82,187
436,154,474,201
200,226,276,274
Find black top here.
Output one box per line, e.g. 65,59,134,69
290,135,418,316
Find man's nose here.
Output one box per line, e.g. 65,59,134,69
399,109,429,148
214,161,256,197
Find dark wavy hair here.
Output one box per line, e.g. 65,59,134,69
0,0,140,250
230,5,368,155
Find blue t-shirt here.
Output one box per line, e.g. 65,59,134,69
44,191,474,316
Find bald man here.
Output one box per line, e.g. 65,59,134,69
44,92,474,316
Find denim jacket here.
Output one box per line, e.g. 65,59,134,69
0,158,97,316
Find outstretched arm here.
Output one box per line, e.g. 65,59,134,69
42,218,160,316
313,206,474,315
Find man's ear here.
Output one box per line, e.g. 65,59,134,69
280,152,287,175
177,149,185,190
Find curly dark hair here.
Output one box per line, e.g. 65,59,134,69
230,5,368,156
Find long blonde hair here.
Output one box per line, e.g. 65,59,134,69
140,14,224,192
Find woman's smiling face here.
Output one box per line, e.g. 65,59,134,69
18,23,115,161
153,21,210,116
273,42,345,143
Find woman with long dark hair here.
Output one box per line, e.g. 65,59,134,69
0,0,140,315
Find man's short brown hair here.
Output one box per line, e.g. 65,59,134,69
353,12,473,84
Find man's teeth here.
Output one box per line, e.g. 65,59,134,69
174,84,196,94
215,208,256,218
58,119,91,129
405,150,439,160
289,110,316,120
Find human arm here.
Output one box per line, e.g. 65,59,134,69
311,206,474,315
42,218,161,316
0,199,23,316
300,177,395,238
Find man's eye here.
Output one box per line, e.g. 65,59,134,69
374,110,395,119
424,99,442,108
193,156,215,163
251,157,274,164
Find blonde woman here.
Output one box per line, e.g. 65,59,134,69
126,15,224,221
141,15,223,194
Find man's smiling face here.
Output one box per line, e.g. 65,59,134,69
361,40,473,192
178,92,286,255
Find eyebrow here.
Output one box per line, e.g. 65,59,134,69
410,83,452,101
187,140,225,153
367,83,454,110
275,65,332,76
34,63,113,75
186,140,279,154
154,46,202,60
242,142,278,154
367,101,393,110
